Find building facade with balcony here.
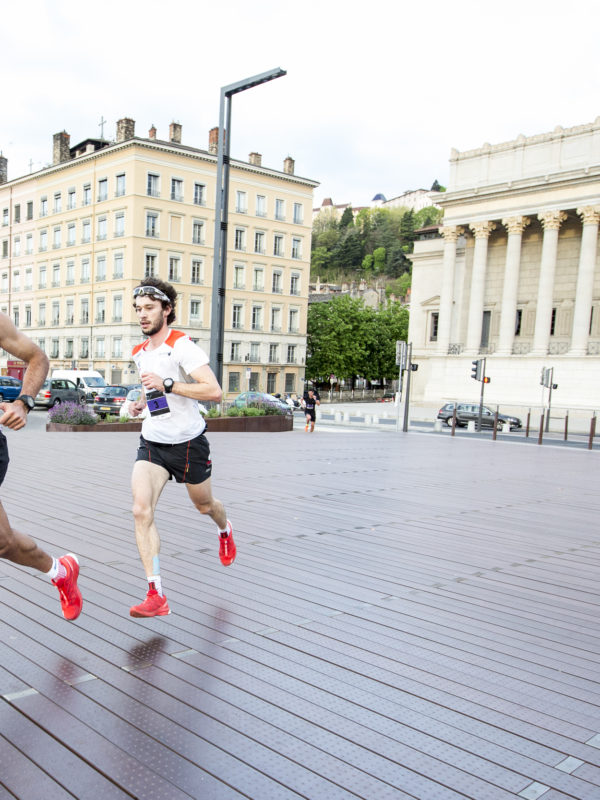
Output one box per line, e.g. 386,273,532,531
0,119,317,396
408,117,600,407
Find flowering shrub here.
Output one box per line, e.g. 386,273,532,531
47,401,99,425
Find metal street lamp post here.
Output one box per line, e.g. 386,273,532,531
209,67,287,392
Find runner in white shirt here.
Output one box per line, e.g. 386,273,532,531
129,278,236,618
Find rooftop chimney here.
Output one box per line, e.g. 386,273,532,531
249,152,262,166
283,156,295,175
0,155,7,184
169,122,182,144
116,117,135,143
53,131,71,165
208,127,219,154
149,125,157,139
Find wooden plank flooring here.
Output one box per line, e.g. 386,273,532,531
1,420,600,799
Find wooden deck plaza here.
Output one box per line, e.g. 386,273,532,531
0,420,599,799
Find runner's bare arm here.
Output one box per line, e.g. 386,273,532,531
0,314,49,429
0,314,49,397
140,364,222,403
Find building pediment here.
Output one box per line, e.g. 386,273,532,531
421,295,440,307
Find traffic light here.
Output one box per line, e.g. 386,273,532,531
483,376,491,384
410,363,419,372
471,359,483,381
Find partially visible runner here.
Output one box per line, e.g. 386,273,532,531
129,277,235,618
0,313,82,620
302,388,320,433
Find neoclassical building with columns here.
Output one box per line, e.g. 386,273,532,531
408,117,600,408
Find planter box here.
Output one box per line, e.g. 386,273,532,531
46,416,292,433
206,415,293,432
46,421,143,432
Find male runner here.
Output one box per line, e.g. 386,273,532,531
0,313,82,620
302,387,320,433
129,277,235,618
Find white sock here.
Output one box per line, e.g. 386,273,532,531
218,521,231,537
148,575,163,596
46,557,66,581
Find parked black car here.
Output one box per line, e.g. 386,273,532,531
93,385,131,418
437,402,522,431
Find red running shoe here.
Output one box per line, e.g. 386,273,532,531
52,554,83,621
219,521,236,566
130,589,171,618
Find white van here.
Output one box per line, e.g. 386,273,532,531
51,370,107,401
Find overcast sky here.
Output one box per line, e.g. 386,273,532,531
2,0,599,209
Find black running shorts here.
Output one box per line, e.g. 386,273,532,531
0,432,8,487
136,433,212,484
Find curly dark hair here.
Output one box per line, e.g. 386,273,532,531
133,276,177,324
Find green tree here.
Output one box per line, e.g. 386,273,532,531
360,303,409,381
339,206,354,229
306,295,367,382
331,228,363,270
414,205,443,230
316,227,341,250
373,246,386,273
311,246,331,275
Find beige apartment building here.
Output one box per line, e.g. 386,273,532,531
0,118,317,397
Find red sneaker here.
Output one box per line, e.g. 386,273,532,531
219,521,236,566
130,589,171,618
52,554,83,621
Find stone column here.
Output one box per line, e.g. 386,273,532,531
531,210,567,355
570,206,600,355
496,216,530,355
437,225,464,354
465,221,496,354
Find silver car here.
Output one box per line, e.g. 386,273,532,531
35,378,86,408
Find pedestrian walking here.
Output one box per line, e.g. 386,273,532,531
0,313,82,620
129,277,236,618
302,388,320,433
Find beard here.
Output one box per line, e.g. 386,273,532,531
142,316,167,336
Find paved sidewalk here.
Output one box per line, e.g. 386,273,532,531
1,421,599,799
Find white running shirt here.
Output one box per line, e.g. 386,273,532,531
132,329,208,444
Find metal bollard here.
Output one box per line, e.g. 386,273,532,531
538,414,544,445
564,412,569,442
492,410,499,441
451,406,457,437
588,415,596,450
525,409,531,438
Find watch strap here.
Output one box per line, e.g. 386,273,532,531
16,395,35,412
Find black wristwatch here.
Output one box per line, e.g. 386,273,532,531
163,378,174,394
16,395,35,413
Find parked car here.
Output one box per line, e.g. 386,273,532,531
233,391,292,415
0,376,22,402
119,385,147,419
93,385,132,418
437,402,522,431
35,378,86,408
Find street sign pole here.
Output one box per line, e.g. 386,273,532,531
545,367,554,432
477,357,487,431
395,340,407,431
402,342,413,432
